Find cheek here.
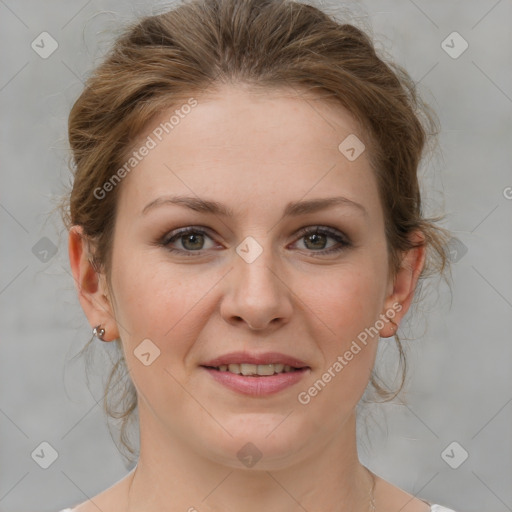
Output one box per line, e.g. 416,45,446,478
109,247,166,343
304,260,386,399
110,250,211,354
309,262,386,340
109,254,199,401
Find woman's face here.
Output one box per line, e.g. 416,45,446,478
94,85,412,468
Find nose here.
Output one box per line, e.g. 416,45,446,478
220,242,293,332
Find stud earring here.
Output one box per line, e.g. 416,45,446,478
92,325,106,341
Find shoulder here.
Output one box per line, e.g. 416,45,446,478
59,469,134,512
429,505,459,512
372,473,434,512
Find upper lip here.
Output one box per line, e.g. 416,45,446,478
201,351,310,368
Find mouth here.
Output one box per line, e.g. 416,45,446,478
200,362,311,396
201,363,308,376
199,352,311,395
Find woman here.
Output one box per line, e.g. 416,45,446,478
59,0,457,510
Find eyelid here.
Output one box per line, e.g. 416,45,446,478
294,225,350,243
160,226,220,250
158,224,352,257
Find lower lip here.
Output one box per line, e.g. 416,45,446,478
201,366,310,396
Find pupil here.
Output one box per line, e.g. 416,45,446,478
184,233,203,250
306,233,325,250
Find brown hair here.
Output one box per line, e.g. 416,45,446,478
60,0,452,465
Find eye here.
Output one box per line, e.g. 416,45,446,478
160,227,217,255
157,225,351,257
292,226,351,256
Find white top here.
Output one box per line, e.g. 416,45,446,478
59,505,458,512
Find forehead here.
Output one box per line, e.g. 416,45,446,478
115,84,381,222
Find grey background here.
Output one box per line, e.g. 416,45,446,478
1,0,511,511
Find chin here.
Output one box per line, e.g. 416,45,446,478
195,412,316,470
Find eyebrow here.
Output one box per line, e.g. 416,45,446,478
141,195,368,218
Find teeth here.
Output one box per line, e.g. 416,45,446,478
215,363,298,375
240,363,257,376
228,363,240,374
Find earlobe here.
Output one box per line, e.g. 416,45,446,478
68,225,119,341
380,231,426,337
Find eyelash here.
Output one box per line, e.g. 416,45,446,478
158,225,351,257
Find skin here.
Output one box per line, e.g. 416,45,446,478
68,84,430,512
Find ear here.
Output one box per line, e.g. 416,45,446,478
379,230,426,338
68,225,119,341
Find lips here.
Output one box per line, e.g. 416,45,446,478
200,351,311,396
202,365,310,396
200,351,310,369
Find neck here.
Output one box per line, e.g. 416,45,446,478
126,405,374,512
